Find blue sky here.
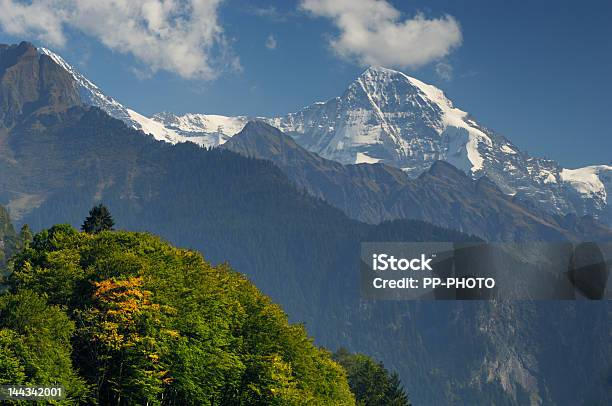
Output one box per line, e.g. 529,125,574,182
0,0,610,168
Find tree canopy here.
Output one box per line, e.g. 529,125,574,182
1,225,355,405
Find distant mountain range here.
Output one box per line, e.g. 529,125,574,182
38,47,611,227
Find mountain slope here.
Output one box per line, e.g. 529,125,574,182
224,121,612,241
0,42,81,126
37,46,249,148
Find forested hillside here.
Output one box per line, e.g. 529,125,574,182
1,225,357,405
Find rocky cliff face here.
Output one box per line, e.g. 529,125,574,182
0,42,81,128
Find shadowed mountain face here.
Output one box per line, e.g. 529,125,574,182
0,42,84,218
0,42,610,405
224,121,612,242
0,42,81,127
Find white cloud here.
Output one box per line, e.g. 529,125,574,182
435,61,453,81
265,34,277,50
0,0,238,80
0,0,66,45
300,0,462,69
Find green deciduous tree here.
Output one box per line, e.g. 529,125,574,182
0,290,90,402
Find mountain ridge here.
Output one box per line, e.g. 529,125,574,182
37,46,186,144
224,121,612,241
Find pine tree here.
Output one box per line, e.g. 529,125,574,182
333,348,411,406
385,372,411,406
18,224,33,248
81,204,115,234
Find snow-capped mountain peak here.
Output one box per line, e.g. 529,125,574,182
359,66,493,172
152,112,247,135
267,66,610,224
269,66,496,175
